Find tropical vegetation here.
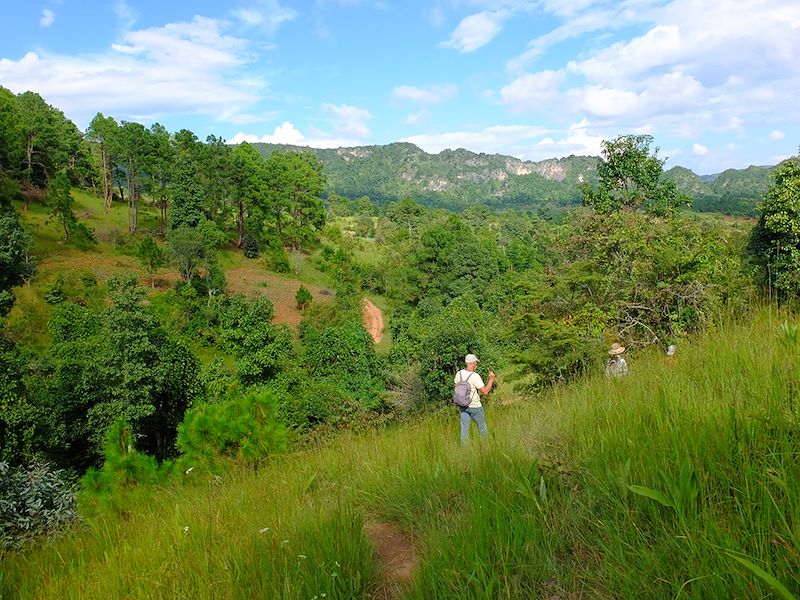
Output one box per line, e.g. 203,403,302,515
1,83,799,598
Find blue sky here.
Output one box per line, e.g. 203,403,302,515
1,0,798,175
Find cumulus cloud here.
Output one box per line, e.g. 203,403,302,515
400,119,607,161
0,16,260,129
692,143,708,155
401,124,549,156
321,103,371,138
391,84,457,105
229,121,362,148
40,9,56,27
441,9,510,52
499,70,564,111
531,119,605,159
498,0,800,147
770,130,785,140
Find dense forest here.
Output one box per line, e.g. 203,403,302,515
1,86,800,597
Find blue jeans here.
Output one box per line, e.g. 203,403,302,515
460,406,487,442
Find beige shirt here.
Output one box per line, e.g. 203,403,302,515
454,369,485,408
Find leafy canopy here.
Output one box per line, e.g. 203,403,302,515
582,134,688,215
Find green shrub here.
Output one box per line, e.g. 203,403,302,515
415,295,494,403
295,285,312,310
268,246,291,273
242,235,259,258
0,461,77,551
43,274,66,304
300,319,384,410
176,389,288,471
219,294,293,384
80,421,161,498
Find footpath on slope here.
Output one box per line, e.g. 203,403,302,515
364,521,417,599
362,298,384,343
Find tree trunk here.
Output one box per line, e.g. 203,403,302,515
237,201,245,248
23,137,34,211
160,195,167,235
100,142,112,212
274,208,283,245
127,161,138,234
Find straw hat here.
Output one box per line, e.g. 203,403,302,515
608,342,626,355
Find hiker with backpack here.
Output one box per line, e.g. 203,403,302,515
453,354,496,442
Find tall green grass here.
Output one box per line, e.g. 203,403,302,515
2,309,798,598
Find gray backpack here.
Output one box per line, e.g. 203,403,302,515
453,371,474,408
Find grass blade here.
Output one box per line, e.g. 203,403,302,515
727,553,796,600
628,485,673,508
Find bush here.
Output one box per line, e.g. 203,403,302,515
43,274,66,304
295,285,312,310
176,389,288,471
267,369,361,431
300,319,385,410
242,235,260,259
80,421,161,497
268,246,291,273
0,461,77,551
219,294,293,384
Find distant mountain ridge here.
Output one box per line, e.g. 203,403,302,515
252,142,774,216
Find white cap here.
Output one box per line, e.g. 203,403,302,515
465,354,479,364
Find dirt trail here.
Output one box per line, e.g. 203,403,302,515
362,298,384,343
364,522,417,599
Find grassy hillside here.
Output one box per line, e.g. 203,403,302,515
6,191,338,348
3,308,798,598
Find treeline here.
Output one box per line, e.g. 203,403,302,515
0,86,326,260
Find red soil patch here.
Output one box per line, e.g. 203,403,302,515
219,267,333,326
361,298,384,343
36,253,333,327
364,521,417,599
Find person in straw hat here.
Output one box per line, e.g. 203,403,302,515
605,342,628,378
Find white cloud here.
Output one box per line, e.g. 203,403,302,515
231,121,305,145
229,121,362,148
579,86,639,118
692,143,708,156
496,0,800,151
391,84,457,105
572,24,685,86
441,9,510,52
770,130,785,140
576,71,704,119
113,0,138,30
401,124,548,155
0,17,260,129
406,110,430,126
232,1,298,34
40,9,56,28
530,118,605,159
321,103,371,138
499,70,564,110
400,119,606,161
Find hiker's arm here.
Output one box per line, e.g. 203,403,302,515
480,371,496,395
